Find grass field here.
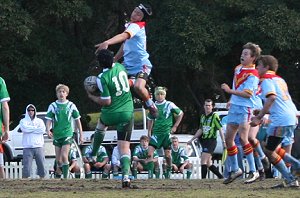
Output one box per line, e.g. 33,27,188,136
1,178,299,198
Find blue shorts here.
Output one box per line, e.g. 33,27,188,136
227,104,252,125
267,125,296,140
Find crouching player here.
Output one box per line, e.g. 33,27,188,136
132,135,160,179
82,134,111,179
163,136,193,179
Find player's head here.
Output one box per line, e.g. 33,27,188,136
96,49,114,69
55,84,69,100
204,99,214,114
140,135,149,148
131,3,152,22
256,55,278,76
171,136,179,147
154,86,167,101
241,42,262,65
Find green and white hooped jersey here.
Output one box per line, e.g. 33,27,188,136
148,100,182,135
83,145,108,163
171,146,189,165
133,145,159,159
97,63,133,114
0,77,10,135
45,100,80,140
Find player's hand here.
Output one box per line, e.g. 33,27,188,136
0,132,8,143
48,131,53,139
250,116,262,127
95,41,109,54
221,83,231,93
253,109,260,116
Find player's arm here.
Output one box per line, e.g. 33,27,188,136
45,119,53,138
188,128,202,144
86,91,111,106
221,83,252,98
114,44,124,62
147,119,154,137
95,32,130,54
1,101,9,141
171,111,184,133
74,119,83,144
251,94,276,126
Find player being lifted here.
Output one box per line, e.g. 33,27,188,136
86,49,133,188
95,3,158,118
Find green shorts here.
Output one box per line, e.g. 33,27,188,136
101,111,133,141
149,133,171,150
140,162,153,171
53,136,73,147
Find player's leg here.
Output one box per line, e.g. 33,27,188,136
102,163,111,179
154,158,160,179
61,139,72,179
54,145,62,178
134,72,158,118
91,120,107,159
186,163,193,179
0,152,5,179
84,163,92,179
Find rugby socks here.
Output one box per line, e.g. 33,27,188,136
276,148,300,169
252,141,266,159
120,155,131,178
75,173,80,179
254,151,263,171
102,172,109,179
227,145,239,172
186,170,192,179
85,171,92,179
209,165,224,179
201,165,208,179
273,155,295,183
62,163,69,179
243,143,256,173
155,166,160,179
91,128,105,156
147,161,154,179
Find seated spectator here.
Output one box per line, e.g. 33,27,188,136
82,134,111,179
132,135,160,179
164,136,193,179
54,146,81,178
111,145,131,177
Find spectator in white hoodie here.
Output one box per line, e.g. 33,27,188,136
20,104,46,178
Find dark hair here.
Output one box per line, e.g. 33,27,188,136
138,3,152,21
140,135,149,141
204,99,214,106
257,55,278,72
96,49,114,68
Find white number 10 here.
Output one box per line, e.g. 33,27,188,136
112,71,130,96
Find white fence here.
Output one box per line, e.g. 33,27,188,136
4,159,280,179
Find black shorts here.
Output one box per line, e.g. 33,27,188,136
200,138,217,154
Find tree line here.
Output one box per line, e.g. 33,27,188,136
1,0,300,132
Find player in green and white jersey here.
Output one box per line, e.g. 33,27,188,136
82,134,111,179
46,84,83,179
0,77,10,179
86,49,133,188
132,135,160,179
147,87,184,179
163,136,192,179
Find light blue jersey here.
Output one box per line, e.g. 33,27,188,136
123,22,152,76
230,65,260,109
260,71,297,126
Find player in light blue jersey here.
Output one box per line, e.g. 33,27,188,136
251,55,300,188
221,42,262,184
95,3,158,118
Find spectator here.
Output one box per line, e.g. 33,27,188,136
20,104,46,179
132,135,160,179
82,134,111,179
166,136,193,179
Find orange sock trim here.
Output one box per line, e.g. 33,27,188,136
227,145,238,156
273,155,282,165
276,148,286,159
243,143,253,155
253,151,259,157
252,141,259,149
